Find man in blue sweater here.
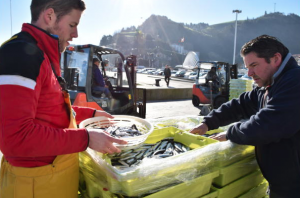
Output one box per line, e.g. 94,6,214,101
190,35,300,197
92,58,112,98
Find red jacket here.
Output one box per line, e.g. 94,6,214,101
0,23,94,167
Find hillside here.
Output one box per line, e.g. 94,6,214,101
100,12,300,67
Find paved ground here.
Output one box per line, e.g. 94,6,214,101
146,99,201,119
137,73,202,119
136,73,204,89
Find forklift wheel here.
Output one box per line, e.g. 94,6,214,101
214,96,227,109
192,95,200,107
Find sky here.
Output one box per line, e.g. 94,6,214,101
0,0,299,46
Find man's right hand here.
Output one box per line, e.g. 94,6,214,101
189,123,209,135
87,129,127,154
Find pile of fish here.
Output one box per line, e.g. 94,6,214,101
109,138,191,168
99,124,143,138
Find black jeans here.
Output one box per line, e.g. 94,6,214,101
165,76,170,86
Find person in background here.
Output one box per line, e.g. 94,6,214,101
205,66,217,84
0,0,126,197
205,66,220,93
92,57,112,98
164,64,171,87
189,35,300,197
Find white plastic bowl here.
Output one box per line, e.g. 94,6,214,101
79,115,154,150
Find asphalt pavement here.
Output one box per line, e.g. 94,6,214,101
145,99,201,119
136,73,199,88
138,74,202,119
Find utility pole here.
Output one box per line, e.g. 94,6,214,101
274,3,276,12
232,10,242,65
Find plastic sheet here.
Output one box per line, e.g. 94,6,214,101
79,117,255,197
213,155,259,187
146,115,232,133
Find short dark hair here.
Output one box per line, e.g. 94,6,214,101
93,58,100,63
240,35,289,63
31,0,86,23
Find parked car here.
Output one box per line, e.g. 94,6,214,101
147,69,156,75
188,72,198,80
199,73,207,79
175,70,186,77
137,68,146,73
183,71,194,79
171,71,177,77
184,71,197,79
136,65,145,70
154,69,163,75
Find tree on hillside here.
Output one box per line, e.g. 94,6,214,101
100,35,113,46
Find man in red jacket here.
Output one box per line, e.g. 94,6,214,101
0,0,126,197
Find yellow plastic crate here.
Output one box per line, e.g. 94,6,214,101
103,127,219,196
212,170,265,198
213,155,259,187
81,175,118,198
79,126,257,197
143,170,219,198
200,188,218,198
215,144,255,167
238,180,268,198
145,127,218,149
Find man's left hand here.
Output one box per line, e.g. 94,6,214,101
209,131,227,142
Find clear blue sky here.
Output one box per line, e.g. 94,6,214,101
1,0,299,45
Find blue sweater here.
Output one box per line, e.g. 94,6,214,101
92,64,105,87
203,54,300,196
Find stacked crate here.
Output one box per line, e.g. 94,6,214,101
206,156,267,198
229,79,253,100
80,131,260,198
80,127,221,198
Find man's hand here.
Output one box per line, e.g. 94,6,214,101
94,110,113,119
87,129,127,154
189,123,208,135
209,131,227,142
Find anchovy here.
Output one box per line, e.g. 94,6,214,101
126,158,136,165
174,142,183,152
136,151,145,160
158,141,168,150
118,160,129,167
152,141,161,151
131,124,138,131
131,159,141,166
119,149,134,157
109,138,192,168
158,154,171,158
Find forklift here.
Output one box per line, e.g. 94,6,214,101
192,61,237,115
61,44,146,118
